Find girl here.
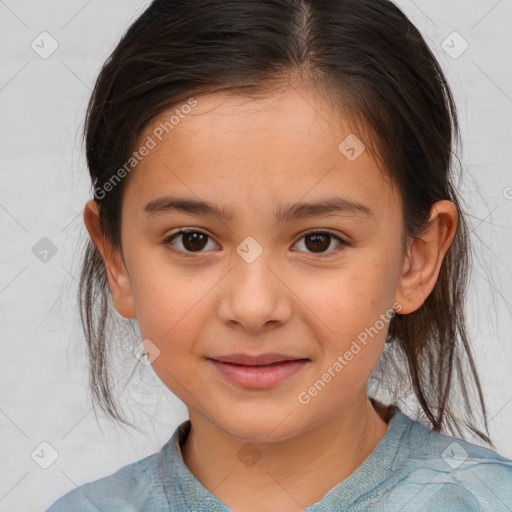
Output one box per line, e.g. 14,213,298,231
46,0,512,510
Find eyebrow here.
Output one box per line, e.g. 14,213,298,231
143,195,374,222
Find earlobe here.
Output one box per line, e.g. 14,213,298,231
395,200,458,314
83,200,137,319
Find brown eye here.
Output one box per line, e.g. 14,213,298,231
164,229,219,255
181,232,208,251
305,233,331,252
293,231,347,257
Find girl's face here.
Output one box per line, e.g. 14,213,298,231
108,86,408,441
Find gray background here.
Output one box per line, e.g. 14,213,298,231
0,1,511,510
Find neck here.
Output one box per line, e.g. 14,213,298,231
181,393,390,512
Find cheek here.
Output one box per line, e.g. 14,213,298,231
128,254,231,391
133,273,211,399
302,253,396,338
297,254,395,384
296,280,389,415
129,258,211,351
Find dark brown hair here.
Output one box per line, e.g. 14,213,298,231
79,0,493,446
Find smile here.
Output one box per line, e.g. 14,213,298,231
207,359,310,389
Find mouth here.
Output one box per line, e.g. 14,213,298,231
207,357,310,389
209,353,308,366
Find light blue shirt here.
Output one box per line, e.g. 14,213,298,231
45,405,512,511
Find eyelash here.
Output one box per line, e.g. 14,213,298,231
162,228,350,259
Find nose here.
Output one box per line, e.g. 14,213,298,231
216,248,293,333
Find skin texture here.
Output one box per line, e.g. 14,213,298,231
84,84,458,512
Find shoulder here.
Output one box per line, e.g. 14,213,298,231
44,449,169,512
390,412,512,511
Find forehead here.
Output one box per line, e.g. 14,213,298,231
122,87,398,221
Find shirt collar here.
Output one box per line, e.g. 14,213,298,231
158,405,414,511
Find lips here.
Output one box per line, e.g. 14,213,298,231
207,354,310,388
209,353,307,366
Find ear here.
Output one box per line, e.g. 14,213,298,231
83,200,137,319
395,200,458,314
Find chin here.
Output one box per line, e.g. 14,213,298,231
213,410,308,444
